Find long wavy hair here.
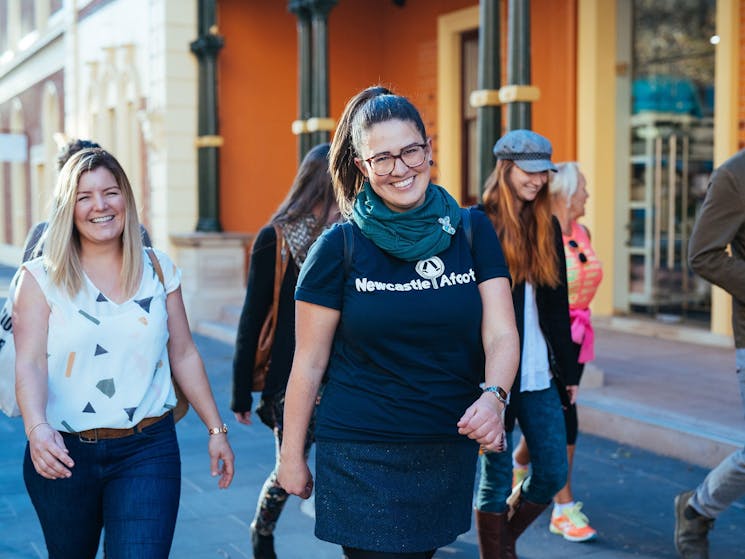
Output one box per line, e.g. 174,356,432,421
329,85,427,217
482,160,559,287
270,143,335,239
44,148,144,298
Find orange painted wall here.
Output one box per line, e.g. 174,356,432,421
531,0,577,163
219,0,576,233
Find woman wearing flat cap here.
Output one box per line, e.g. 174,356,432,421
474,129,579,558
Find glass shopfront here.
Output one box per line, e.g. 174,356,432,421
624,0,716,323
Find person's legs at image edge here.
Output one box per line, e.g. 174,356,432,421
674,350,745,558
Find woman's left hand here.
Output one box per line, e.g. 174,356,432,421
566,384,579,405
457,392,506,452
208,434,235,489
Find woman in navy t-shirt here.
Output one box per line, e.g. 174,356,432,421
277,86,519,559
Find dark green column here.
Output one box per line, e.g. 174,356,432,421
289,1,313,160
190,0,224,232
477,0,501,194
506,0,531,130
309,0,337,146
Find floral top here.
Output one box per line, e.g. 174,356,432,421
23,248,181,432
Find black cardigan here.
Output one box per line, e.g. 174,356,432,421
231,224,299,413
502,217,579,430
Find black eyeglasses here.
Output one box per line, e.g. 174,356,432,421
568,239,588,264
364,143,428,176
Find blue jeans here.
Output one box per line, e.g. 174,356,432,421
476,382,568,512
23,413,181,559
690,348,745,519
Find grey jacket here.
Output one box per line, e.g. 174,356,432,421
688,149,745,348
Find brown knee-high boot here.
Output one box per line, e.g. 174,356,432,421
475,509,513,559
506,494,548,557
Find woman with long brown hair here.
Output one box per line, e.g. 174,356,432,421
231,142,338,559
474,130,579,558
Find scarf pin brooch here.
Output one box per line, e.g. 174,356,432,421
438,216,456,235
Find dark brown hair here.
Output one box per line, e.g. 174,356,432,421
271,142,335,237
329,85,427,216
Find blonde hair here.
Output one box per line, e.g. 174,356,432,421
549,162,581,208
44,148,143,298
482,160,559,287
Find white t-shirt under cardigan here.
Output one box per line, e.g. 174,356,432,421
23,248,181,432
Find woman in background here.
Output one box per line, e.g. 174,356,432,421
475,130,578,558
511,161,602,542
232,143,338,559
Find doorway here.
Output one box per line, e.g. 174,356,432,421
624,0,716,324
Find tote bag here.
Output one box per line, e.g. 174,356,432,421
0,269,21,417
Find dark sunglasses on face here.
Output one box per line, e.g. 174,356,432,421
568,239,588,264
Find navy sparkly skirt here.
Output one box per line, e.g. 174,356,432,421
314,439,478,553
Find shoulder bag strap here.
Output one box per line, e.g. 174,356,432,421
271,224,289,324
146,248,165,288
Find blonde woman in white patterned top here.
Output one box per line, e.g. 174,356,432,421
13,148,234,559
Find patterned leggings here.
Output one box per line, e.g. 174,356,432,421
253,393,316,535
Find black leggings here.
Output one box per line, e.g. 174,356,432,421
563,343,585,445
342,547,436,559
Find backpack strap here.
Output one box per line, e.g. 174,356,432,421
341,221,354,274
461,207,473,251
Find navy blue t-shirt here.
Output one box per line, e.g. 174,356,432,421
295,208,510,443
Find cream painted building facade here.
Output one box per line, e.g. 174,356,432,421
0,0,248,326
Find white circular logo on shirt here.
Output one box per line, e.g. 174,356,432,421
415,256,445,280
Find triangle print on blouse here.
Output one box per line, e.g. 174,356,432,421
94,344,108,356
96,292,108,302
83,402,96,413
135,297,153,313
96,378,115,398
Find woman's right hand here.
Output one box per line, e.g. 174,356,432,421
28,423,74,479
277,457,314,499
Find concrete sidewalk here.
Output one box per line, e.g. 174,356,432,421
2,333,744,558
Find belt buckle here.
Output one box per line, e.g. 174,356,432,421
79,429,99,443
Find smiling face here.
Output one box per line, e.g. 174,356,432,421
354,119,432,213
508,164,549,209
74,166,126,248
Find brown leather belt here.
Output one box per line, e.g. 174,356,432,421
71,412,170,443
